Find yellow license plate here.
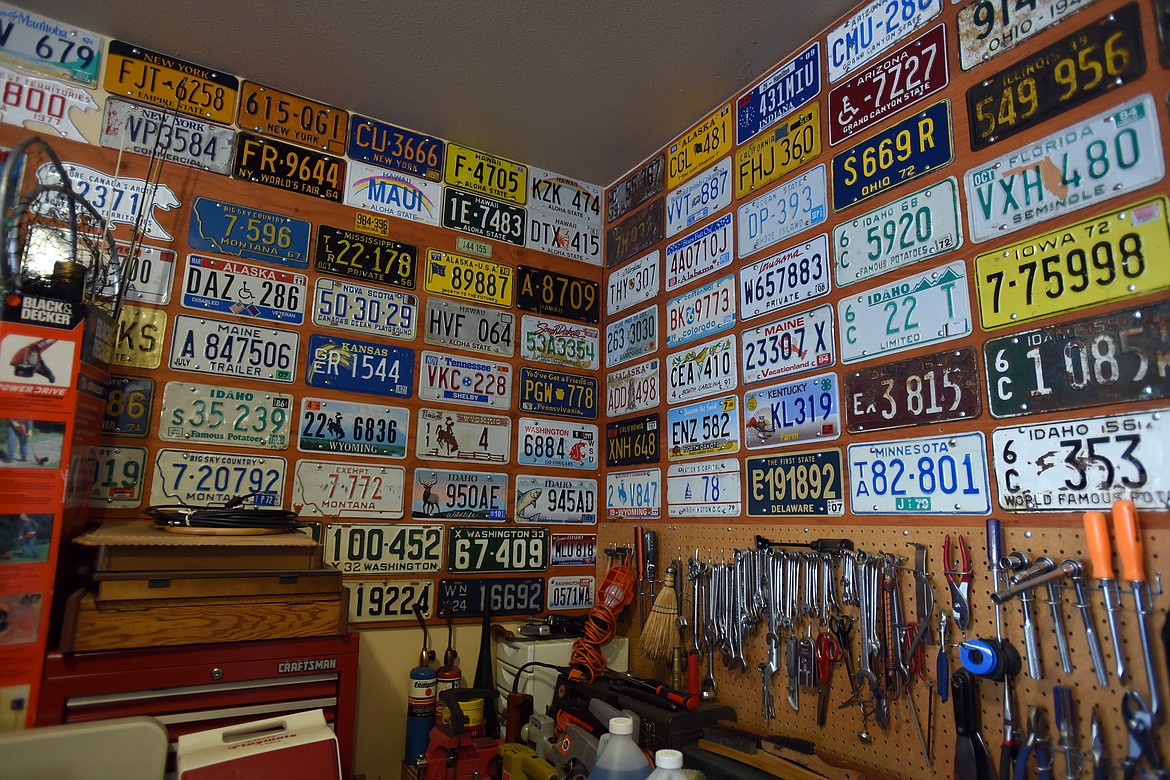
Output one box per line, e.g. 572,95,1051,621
424,249,514,308
444,142,528,205
976,197,1170,330
237,81,348,154
104,40,238,124
668,102,733,189
354,211,390,238
111,304,167,368
735,102,821,199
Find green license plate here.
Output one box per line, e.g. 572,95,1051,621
446,526,550,573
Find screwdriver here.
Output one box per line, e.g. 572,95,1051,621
1083,510,1126,683
987,517,1017,780
1112,500,1161,721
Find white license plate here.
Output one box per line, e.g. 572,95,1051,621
182,254,307,325
606,357,661,417
423,298,515,357
101,97,236,174
521,315,599,371
666,212,733,291
607,250,660,316
36,162,179,241
518,417,598,470
418,350,512,410
515,475,598,524
551,533,598,566
298,397,409,459
834,178,962,287
324,523,443,574
667,458,742,517
606,305,658,367
108,240,177,305
739,233,831,320
741,303,835,384
160,382,292,450
89,445,147,509
993,409,1170,512
527,164,602,225
666,273,736,348
169,315,298,383
848,431,990,514
957,0,1098,70
346,579,432,624
416,407,511,464
0,7,101,84
547,576,595,611
744,372,841,450
525,211,602,265
291,460,405,518
411,468,508,520
667,395,741,461
149,449,286,508
667,333,738,404
344,160,442,226
964,94,1164,242
838,260,971,364
312,277,416,340
606,467,662,519
666,157,733,238
737,164,827,258
827,0,943,81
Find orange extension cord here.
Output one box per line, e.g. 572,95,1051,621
567,562,636,683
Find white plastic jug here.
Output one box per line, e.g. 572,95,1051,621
646,749,687,780
586,716,651,780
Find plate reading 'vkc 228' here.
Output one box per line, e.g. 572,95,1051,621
606,414,659,467
667,458,741,517
237,81,348,154
668,333,737,404
737,165,827,259
517,265,599,324
846,347,981,433
519,367,598,420
169,315,297,383
607,198,664,268
416,407,511,465
668,396,740,461
957,0,1100,72
347,115,444,181
606,306,658,368
515,475,597,524
304,334,413,398
667,103,732,189
161,382,291,450
181,254,306,325
424,298,515,357
189,197,310,268
849,431,990,514
292,460,405,519
419,351,511,410
827,0,942,82
518,417,598,470
607,468,661,519
315,225,417,289
736,42,821,145
442,187,526,246
607,155,664,223
298,397,409,459
425,249,514,308
743,372,840,450
739,233,831,320
439,578,544,619
233,131,345,202
104,40,237,124
444,142,527,205
412,469,508,521
747,449,845,516
447,526,548,573
741,304,835,384
735,103,821,199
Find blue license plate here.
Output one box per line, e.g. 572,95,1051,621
304,334,414,398
736,42,821,145
188,196,311,267
102,375,154,437
519,367,598,420
347,114,444,181
746,449,845,516
438,577,545,618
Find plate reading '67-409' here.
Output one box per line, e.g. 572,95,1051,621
747,449,845,516
849,431,990,514
448,526,548,573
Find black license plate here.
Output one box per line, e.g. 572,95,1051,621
845,347,982,434
967,4,1144,151
519,367,598,420
441,187,526,246
607,154,665,223
446,526,550,574
517,265,600,324
984,300,1170,418
606,197,664,268
102,375,155,437
233,131,345,202
438,577,545,617
314,224,417,289
746,449,845,517
606,413,660,467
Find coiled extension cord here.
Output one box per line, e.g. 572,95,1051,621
145,492,307,531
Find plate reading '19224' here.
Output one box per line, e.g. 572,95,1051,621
161,382,291,450
348,581,432,623
606,357,660,418
747,449,845,516
668,395,740,461
104,40,237,124
607,198,665,268
741,304,835,384
189,197,310,268
292,460,404,518
606,306,658,368
957,0,1099,71
412,469,508,521
517,265,599,324
667,458,741,517
666,213,733,291
416,407,511,464
101,98,236,174
169,315,297,383
606,414,659,467
666,158,732,238
849,431,990,514
315,224,417,289
668,333,737,404
737,164,827,259
181,254,306,325
735,103,821,199
667,103,732,189
518,417,598,470
521,315,599,371
519,367,598,420
438,578,543,618
666,274,736,349
737,42,821,145
149,450,285,508
846,347,981,432
424,298,515,357
304,334,413,398
608,250,659,316
515,475,597,524
827,0,942,82
237,81,348,154
444,142,527,205
447,526,548,573
442,187,526,246
347,115,444,181
425,249,514,308
233,131,345,202
324,523,442,574
608,154,665,223
744,372,840,450
419,351,511,410
607,468,661,519
298,397,409,459
739,233,831,320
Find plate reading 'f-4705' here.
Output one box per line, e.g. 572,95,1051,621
743,372,840,450
169,315,297,383
161,382,292,450
416,407,511,465
298,397,409,459
424,298,514,357
444,142,527,205
292,460,405,518
849,431,990,514
741,304,835,385
412,468,508,521
739,233,831,321
519,367,598,420
517,265,600,324
304,334,414,398
747,449,845,516
425,249,514,308
419,351,511,410
845,347,981,433
515,475,597,524
519,417,598,470
607,468,662,519
315,224,417,290
668,334,737,404
667,458,741,517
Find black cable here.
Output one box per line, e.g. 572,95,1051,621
510,661,567,693
145,492,307,531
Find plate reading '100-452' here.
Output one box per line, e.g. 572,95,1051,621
849,431,990,514
845,347,981,433
325,523,442,574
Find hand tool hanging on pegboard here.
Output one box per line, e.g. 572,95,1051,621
1113,500,1163,721
998,551,1044,680
1013,706,1054,780
953,668,996,780
1053,686,1082,780
1084,509,1128,683
1121,691,1166,780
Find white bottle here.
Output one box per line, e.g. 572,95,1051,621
586,716,652,780
646,749,687,780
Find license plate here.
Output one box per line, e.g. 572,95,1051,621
607,154,665,223
607,197,665,268
741,303,835,384
551,534,597,566
170,315,297,383
102,375,154,437
666,273,736,349
347,580,433,624
848,431,990,514
292,460,405,518
419,350,512,410
447,526,549,573
357,211,392,238
518,417,598,470
181,254,307,325
304,334,414,397
667,395,741,461
439,578,544,618
515,475,597,524
975,197,1170,329
238,81,348,154
827,0,943,82
298,397,409,459
737,164,827,258
519,367,598,420
526,211,602,265
521,315,599,371
967,5,1143,150
347,115,444,181
35,162,180,242
312,278,417,341
424,298,515,357
957,0,1099,71
161,382,292,450
994,409,1170,510
666,213,733,291
89,445,146,509
736,42,822,145
735,103,822,199
442,186,526,246
425,249,514,308
517,265,600,323
344,160,442,226
0,63,97,141
0,5,101,84
149,450,285,508
839,260,971,364
315,224,417,289
668,333,738,404
547,576,595,611
188,197,310,267
667,458,742,517
746,449,845,516
607,357,661,418
325,524,443,574
668,103,732,188
104,39,238,123
100,97,235,174
110,241,177,305
984,301,1170,418
829,24,949,146
666,157,732,238
846,347,981,432
606,467,662,519
528,165,602,224
444,142,527,205
739,233,831,320
832,100,953,212
607,250,660,316
412,468,509,521
744,372,841,450
416,407,511,464
965,94,1163,242
833,178,962,287
1158,0,1170,67
111,304,166,369
606,414,660,467
233,131,344,202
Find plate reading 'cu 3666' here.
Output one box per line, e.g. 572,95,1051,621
845,347,981,433
517,265,599,324
347,115,444,181
315,224,417,289
747,449,845,516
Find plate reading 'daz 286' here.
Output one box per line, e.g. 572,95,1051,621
517,265,600,324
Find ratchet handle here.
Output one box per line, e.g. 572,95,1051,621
1082,511,1115,581
986,517,1003,569
687,649,700,695
1112,500,1144,582
644,530,658,576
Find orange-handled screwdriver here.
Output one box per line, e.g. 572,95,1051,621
1112,500,1160,720
1082,510,1126,683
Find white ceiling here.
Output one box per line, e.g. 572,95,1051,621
21,0,856,186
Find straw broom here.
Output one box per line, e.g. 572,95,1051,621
639,560,677,662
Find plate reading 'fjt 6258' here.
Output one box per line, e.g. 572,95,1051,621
181,254,306,325
189,197,310,268
606,305,657,368
425,249,513,308
304,334,414,398
826,0,942,82
424,298,514,357
315,224,417,290
518,417,598,470
419,351,511,410
956,0,1100,71
606,358,660,418
737,164,827,259
291,460,405,518
521,315,599,371
169,315,297,383
849,431,990,514
736,42,821,145
519,367,598,420
312,278,416,341
325,524,442,574
739,233,831,321
743,372,840,450
161,382,291,450
741,304,835,384
515,475,597,524
668,395,740,461
667,458,741,517
668,333,737,404
608,251,659,316
416,407,511,465
447,526,548,574
412,468,508,521
149,450,285,509
747,449,845,516
104,40,237,124
606,414,659,468
846,347,981,433
298,397,409,459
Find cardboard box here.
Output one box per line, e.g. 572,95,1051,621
177,709,341,780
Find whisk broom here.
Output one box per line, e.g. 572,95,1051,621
639,560,677,662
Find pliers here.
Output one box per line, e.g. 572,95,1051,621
944,533,971,631
1091,706,1109,780
1014,706,1053,780
1122,691,1168,780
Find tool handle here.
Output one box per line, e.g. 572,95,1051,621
687,649,700,695
653,682,701,710
1082,511,1115,581
952,668,980,737
1112,500,1144,582
644,530,658,575
1000,739,1017,780
986,517,1003,569
634,526,646,577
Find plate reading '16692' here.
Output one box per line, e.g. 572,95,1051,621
739,233,831,320
448,526,548,573
606,415,659,467
735,103,821,199
181,254,306,325
607,358,660,418
304,334,413,398
442,187,526,246
149,450,285,508
737,164,827,259
189,197,311,268
233,132,345,202
161,382,291,450
742,304,835,384
292,460,405,518
519,417,598,470
312,278,416,341
608,251,659,316
419,351,511,410
515,475,597,524
668,334,737,404
325,524,443,574
517,265,600,324
957,0,1100,71
104,40,237,124
747,449,845,516
425,249,513,308
519,367,598,420
737,42,821,145
416,407,511,465
298,397,409,459
668,395,740,461
849,431,990,514
169,315,297,383
412,468,508,521
606,306,657,368
606,468,661,519
424,298,515,357
827,0,942,82
667,458,742,517
439,578,543,619
668,103,732,188
315,224,417,290
846,347,981,433
666,158,732,238
743,372,840,450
